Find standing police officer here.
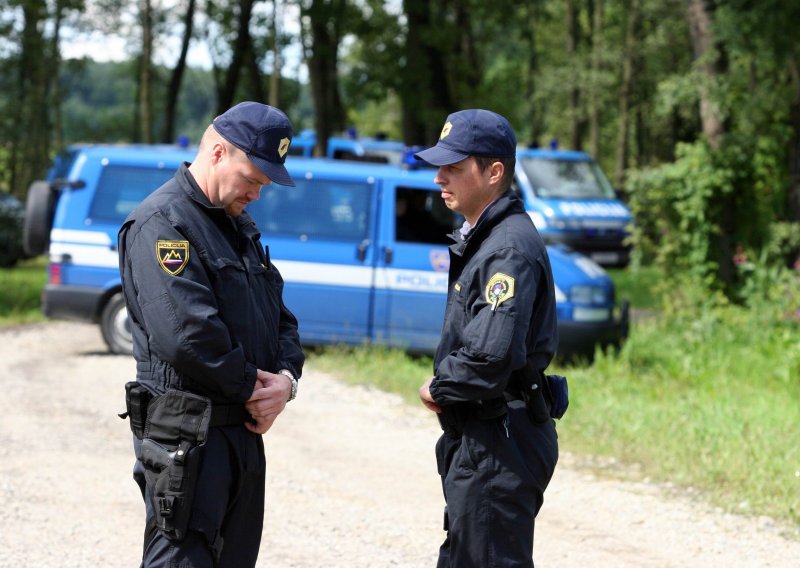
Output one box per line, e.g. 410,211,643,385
118,102,304,567
416,109,560,567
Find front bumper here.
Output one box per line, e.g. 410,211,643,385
557,300,630,358
43,284,106,323
543,233,631,267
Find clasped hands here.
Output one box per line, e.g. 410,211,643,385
245,369,293,434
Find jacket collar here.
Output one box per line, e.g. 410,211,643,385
448,190,525,256
176,163,260,238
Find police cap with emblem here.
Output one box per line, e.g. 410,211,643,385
414,109,516,166
213,101,295,187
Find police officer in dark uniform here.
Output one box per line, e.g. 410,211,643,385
416,109,560,567
118,102,304,567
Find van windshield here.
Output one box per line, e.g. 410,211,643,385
519,157,615,199
89,165,175,223
248,178,372,241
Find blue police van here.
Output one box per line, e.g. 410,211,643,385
317,136,634,267
515,148,632,267
23,144,628,357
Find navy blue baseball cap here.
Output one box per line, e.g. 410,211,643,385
213,102,295,187
414,109,517,166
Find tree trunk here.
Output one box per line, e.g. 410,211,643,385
399,0,456,146
269,0,281,108
614,0,640,186
137,0,154,143
785,58,800,222
686,0,736,288
50,0,65,152
565,0,584,150
10,0,50,198
303,0,347,156
245,41,266,102
589,0,604,159
218,0,256,114
521,3,543,147
687,0,725,150
163,0,196,144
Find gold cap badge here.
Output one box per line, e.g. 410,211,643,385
440,121,453,140
278,137,290,158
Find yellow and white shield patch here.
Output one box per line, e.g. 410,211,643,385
485,272,515,307
157,240,190,276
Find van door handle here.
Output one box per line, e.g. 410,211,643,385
383,246,393,264
356,239,370,262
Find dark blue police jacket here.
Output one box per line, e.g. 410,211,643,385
118,163,304,404
431,190,558,417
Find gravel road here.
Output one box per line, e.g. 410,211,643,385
0,321,797,567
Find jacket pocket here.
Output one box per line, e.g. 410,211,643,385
463,308,515,362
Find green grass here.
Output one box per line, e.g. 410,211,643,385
561,303,800,526
607,265,662,309
309,302,800,531
0,256,47,325
307,344,432,404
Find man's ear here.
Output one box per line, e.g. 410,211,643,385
210,142,226,164
489,161,505,187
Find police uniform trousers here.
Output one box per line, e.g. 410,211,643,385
133,425,266,568
435,400,558,568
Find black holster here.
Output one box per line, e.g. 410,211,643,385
121,382,212,542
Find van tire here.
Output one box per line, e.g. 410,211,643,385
23,181,57,257
101,293,133,355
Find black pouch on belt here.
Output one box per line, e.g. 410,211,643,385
140,389,212,542
119,381,154,440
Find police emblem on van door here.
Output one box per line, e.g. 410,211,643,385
485,272,515,307
157,240,190,276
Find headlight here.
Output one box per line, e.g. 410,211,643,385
569,285,608,304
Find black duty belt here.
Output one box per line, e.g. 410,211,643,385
209,403,252,427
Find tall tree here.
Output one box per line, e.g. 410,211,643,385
301,0,348,155
614,0,641,186
588,0,604,159
565,0,585,150
217,0,256,114
135,0,154,143
687,0,726,150
9,0,51,197
162,0,196,143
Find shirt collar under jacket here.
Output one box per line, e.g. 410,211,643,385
458,198,501,240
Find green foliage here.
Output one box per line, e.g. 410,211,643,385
626,131,791,302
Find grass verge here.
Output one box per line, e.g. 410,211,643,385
0,256,47,325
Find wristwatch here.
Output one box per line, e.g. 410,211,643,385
277,369,298,401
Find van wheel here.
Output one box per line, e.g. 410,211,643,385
23,181,57,257
101,293,133,355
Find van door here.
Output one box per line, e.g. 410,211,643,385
373,180,458,352
246,172,378,346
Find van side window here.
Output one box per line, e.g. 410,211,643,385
89,165,174,223
395,187,457,245
250,179,372,240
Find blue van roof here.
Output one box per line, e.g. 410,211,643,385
516,148,592,162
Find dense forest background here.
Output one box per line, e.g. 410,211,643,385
1,0,800,301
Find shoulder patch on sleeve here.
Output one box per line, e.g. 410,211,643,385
485,272,515,307
157,240,190,276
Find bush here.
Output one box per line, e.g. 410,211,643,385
0,191,25,267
